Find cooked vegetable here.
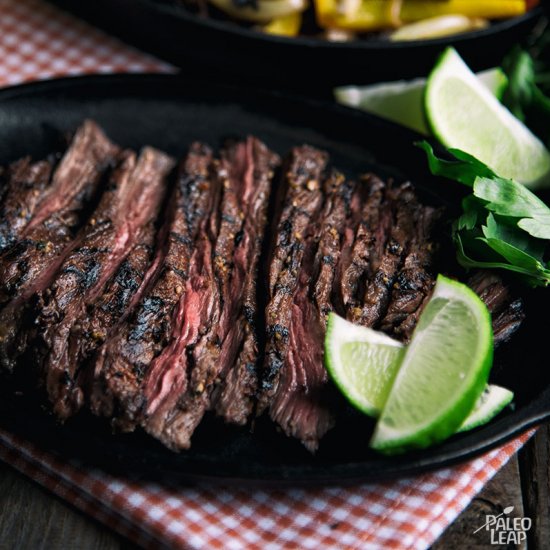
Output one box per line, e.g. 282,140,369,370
262,11,302,36
315,0,526,32
389,15,488,42
208,0,308,23
419,142,550,287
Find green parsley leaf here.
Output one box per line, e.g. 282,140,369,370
416,141,497,186
502,46,550,147
419,141,550,287
502,47,535,121
473,176,550,239
454,232,550,287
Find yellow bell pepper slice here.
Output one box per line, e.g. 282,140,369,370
400,0,526,21
316,0,393,30
315,0,526,32
263,12,303,36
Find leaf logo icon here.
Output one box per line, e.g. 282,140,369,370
504,506,514,515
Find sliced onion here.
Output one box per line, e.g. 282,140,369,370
390,15,489,41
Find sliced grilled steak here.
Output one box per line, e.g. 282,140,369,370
352,183,417,328
212,141,282,425
33,147,173,419
67,221,158,413
380,200,442,341
312,174,356,319
145,138,280,449
334,174,386,316
266,146,329,295
492,299,525,344
259,146,328,417
383,270,525,352
139,139,249,446
90,143,216,424
0,121,119,371
0,157,53,253
138,220,219,448
468,271,525,346
0,123,530,455
268,170,351,451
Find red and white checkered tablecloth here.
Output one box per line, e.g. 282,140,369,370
0,1,539,549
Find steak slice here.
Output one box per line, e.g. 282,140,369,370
351,183,417,328
334,174,386,316
262,173,444,451
380,200,442,341
90,143,216,424
259,146,328,414
34,147,173,419
468,271,525,346
67,221,158,414
138,140,248,446
268,170,352,451
138,220,219,447
145,138,280,450
0,121,119,371
0,157,53,253
212,141,282,425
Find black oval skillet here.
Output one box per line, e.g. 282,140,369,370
0,74,548,486
48,0,546,94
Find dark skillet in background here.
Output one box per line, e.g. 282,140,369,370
0,74,549,485
49,0,546,96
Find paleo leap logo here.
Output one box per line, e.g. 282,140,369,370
474,506,532,545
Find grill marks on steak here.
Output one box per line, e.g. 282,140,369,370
144,138,280,450
268,170,352,451
351,183,416,328
67,222,158,414
468,271,526,346
34,147,174,419
260,146,328,413
212,140,281,426
134,148,225,443
0,121,118,307
0,121,119,370
334,174,386,317
90,143,216,424
379,196,442,342
0,122,529,454
260,170,447,450
0,157,54,253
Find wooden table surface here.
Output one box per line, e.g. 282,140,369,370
1,425,548,549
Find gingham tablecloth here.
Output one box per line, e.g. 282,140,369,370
0,1,538,548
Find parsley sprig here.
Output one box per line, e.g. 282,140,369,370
419,142,550,287
502,45,550,147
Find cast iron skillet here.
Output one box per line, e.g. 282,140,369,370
49,0,546,93
0,74,549,486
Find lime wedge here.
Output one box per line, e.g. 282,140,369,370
335,67,507,136
457,384,514,433
425,47,550,189
370,275,493,454
324,313,405,416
